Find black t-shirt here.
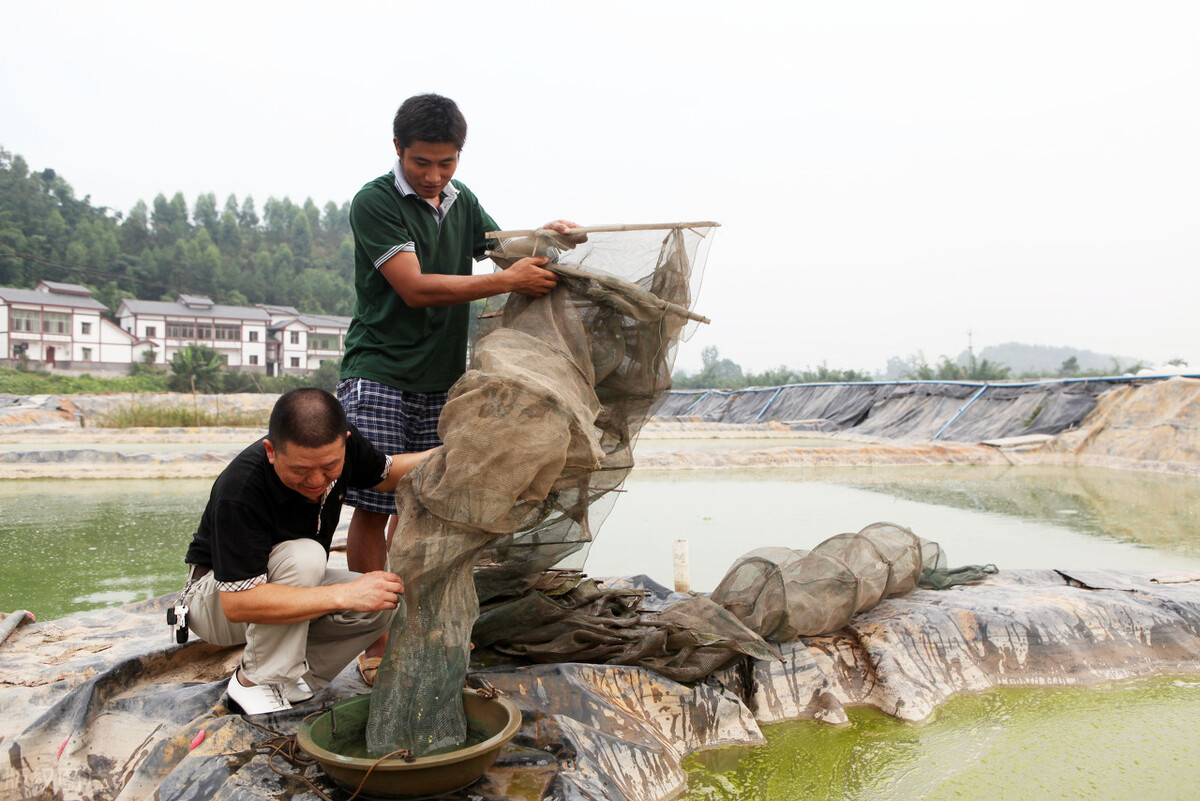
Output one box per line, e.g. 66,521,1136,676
184,426,388,585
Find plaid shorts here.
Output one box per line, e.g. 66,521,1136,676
337,378,446,515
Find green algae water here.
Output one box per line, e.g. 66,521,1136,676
682,675,1200,801
0,479,208,620
3,465,1200,620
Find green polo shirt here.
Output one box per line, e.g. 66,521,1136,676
341,173,498,392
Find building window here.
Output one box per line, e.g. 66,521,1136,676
10,310,38,332
81,347,93,361
42,312,69,334
214,324,240,341
249,355,259,365
167,323,196,339
289,331,301,345
249,330,259,342
81,322,92,335
145,325,157,337
290,357,300,368
196,324,213,339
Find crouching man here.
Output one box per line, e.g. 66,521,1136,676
179,387,428,714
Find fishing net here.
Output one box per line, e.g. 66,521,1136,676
365,223,718,757
709,522,998,640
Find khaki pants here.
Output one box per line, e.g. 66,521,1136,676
183,538,393,688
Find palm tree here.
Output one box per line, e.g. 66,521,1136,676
168,344,225,393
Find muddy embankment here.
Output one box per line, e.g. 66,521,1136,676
2,376,1199,478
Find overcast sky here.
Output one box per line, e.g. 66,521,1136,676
4,1,1197,374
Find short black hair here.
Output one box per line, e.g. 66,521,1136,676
393,94,467,151
267,388,349,451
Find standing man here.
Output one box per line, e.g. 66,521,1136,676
338,93,574,684
181,388,429,714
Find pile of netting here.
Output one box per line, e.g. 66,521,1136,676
364,222,996,759
366,223,726,756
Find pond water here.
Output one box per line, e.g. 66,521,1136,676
0,479,206,620
3,464,1199,619
586,464,1200,591
682,675,1200,801
2,463,1198,801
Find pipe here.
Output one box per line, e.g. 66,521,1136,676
754,386,786,423
934,385,989,440
681,391,711,415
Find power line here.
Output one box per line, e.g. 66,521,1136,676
0,252,192,293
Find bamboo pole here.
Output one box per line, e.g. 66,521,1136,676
486,221,720,238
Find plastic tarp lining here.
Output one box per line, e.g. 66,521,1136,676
658,380,1116,441
5,569,1200,801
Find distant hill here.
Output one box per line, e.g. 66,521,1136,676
958,343,1146,376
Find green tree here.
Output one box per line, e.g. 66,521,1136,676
1058,356,1080,377
217,207,241,251
120,200,152,253
293,267,353,315
239,196,259,228
268,244,295,303
291,208,313,260
902,353,1010,381
168,344,226,393
193,192,219,233
308,358,341,392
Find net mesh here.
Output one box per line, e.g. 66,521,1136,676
709,522,997,640
365,223,716,757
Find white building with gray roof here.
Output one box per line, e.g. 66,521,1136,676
116,294,272,372
2,285,349,377
1,281,148,373
260,305,350,376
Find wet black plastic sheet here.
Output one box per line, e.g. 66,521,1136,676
4,569,1200,800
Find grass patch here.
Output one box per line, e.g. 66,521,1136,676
0,367,169,394
96,405,269,428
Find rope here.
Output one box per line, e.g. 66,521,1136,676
241,714,421,801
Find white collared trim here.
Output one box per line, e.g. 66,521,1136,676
374,243,415,269
390,159,458,222
392,159,416,197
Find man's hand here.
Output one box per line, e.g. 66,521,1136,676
339,570,405,613
503,256,559,297
541,219,578,234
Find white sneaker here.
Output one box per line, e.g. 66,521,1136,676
285,677,314,703
226,670,292,715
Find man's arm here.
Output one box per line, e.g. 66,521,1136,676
378,220,577,308
372,449,433,494
379,251,557,308
220,570,403,625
